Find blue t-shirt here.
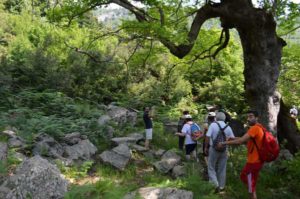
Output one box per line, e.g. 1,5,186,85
143,112,152,129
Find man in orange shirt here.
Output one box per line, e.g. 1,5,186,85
219,110,264,199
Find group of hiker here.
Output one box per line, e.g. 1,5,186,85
143,106,279,199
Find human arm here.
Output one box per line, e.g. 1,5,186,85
220,132,251,146
175,132,185,137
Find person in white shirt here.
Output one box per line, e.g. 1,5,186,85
204,112,235,193
175,115,199,161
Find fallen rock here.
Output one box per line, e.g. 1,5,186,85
32,133,64,158
63,139,97,162
172,165,186,178
112,144,131,158
154,149,166,158
99,144,131,170
107,105,137,126
138,187,193,199
111,137,137,146
5,156,68,199
63,132,85,145
127,133,144,142
98,115,112,126
0,142,8,161
8,137,25,148
153,150,181,174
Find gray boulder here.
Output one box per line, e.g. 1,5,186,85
0,142,8,161
63,139,97,162
154,149,166,158
138,187,193,199
32,133,64,158
8,137,25,148
63,132,84,145
128,133,144,142
153,150,181,174
4,156,68,199
98,115,112,126
172,165,186,178
111,137,137,146
99,144,131,170
112,133,144,146
107,105,137,126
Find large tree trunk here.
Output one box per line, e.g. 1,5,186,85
236,11,284,131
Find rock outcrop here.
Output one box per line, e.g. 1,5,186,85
3,156,68,199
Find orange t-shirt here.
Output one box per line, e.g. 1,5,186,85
246,124,264,163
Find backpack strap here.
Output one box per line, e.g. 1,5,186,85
215,122,229,134
213,122,228,143
250,125,266,153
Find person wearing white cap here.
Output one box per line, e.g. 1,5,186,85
175,114,199,160
202,112,216,164
205,112,235,193
177,110,190,150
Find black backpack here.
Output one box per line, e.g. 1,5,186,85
212,122,229,152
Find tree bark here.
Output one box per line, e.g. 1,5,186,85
235,9,285,131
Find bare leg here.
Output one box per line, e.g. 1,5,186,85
249,192,257,199
145,139,150,149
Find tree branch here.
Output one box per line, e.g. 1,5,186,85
279,25,300,37
212,28,230,58
64,41,121,64
159,4,221,58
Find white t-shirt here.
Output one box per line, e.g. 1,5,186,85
206,121,235,146
181,122,200,145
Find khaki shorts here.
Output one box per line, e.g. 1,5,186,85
145,128,153,140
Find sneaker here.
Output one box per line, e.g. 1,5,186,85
219,187,226,194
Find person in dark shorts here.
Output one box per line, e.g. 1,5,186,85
177,110,190,150
175,115,200,160
143,107,153,149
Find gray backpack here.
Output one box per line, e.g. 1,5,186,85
212,122,228,152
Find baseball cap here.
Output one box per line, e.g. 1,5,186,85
208,112,216,117
184,114,192,119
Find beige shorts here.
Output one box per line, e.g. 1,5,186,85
145,128,153,140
